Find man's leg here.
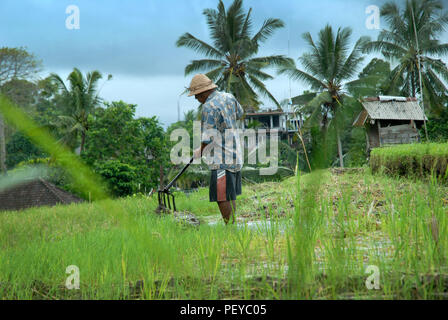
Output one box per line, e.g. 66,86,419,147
212,170,239,224
217,200,236,224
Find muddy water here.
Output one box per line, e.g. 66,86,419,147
206,216,291,233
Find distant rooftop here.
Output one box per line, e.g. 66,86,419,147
245,110,284,116
353,96,427,127
0,178,83,212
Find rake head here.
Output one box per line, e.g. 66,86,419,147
156,189,176,214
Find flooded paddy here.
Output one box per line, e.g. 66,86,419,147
1,168,447,299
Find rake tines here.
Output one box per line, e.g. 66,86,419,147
157,189,176,213
155,156,193,214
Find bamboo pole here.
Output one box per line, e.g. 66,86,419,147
294,112,312,172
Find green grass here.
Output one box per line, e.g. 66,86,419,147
0,179,295,299
370,142,448,180
288,167,448,299
0,170,447,299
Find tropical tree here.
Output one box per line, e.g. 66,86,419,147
6,132,45,168
176,0,293,109
363,0,448,114
279,25,370,168
347,58,401,97
0,47,42,173
0,79,39,171
166,109,198,148
83,101,168,194
424,97,448,141
49,68,111,154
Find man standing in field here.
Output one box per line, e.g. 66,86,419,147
189,74,244,224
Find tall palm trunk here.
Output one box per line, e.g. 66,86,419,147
336,129,344,168
80,131,86,155
0,113,6,174
411,71,416,97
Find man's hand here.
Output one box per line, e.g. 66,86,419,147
193,142,208,160
193,147,202,160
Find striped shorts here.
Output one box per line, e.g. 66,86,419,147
209,169,242,202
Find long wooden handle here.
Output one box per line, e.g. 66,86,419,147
163,157,194,191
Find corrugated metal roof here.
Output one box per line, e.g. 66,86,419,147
364,96,417,102
361,99,428,121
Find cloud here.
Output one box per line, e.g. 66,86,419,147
3,0,448,127
1,0,386,77
1,0,208,76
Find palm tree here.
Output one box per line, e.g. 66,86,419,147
50,68,110,154
176,0,292,109
279,25,370,168
363,0,448,114
183,109,197,123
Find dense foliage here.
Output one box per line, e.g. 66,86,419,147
83,101,169,196
1,66,169,198
6,132,45,168
93,160,138,197
425,106,448,142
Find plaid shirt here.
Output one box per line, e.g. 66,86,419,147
201,90,244,172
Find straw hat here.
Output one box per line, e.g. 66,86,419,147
188,74,218,96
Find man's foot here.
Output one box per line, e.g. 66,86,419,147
217,200,236,224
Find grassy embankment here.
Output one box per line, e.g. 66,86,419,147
370,142,448,180
0,166,447,299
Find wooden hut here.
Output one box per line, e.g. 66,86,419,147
0,178,83,212
353,96,428,151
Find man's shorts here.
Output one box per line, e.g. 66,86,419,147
209,169,242,202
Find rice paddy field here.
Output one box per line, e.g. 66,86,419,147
370,142,448,179
0,167,447,299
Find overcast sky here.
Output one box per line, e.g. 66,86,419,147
1,0,447,128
